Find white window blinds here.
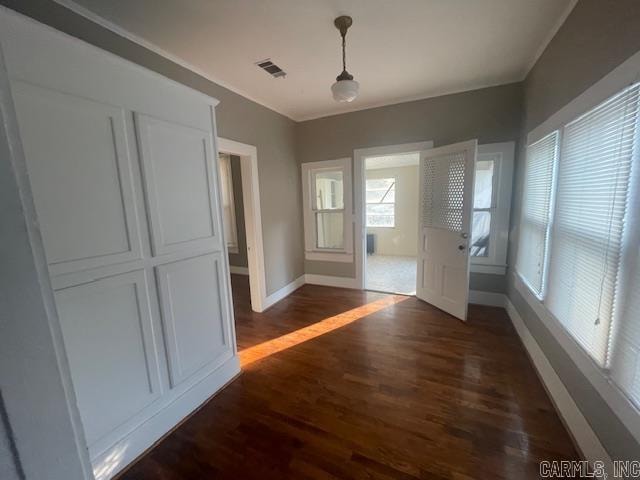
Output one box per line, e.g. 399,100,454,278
545,84,639,366
516,132,558,297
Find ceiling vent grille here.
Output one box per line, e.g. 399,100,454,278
256,59,286,78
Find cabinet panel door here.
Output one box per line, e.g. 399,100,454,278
12,82,142,275
157,253,231,387
55,270,162,448
135,114,220,256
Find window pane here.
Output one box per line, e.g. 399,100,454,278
315,171,343,210
366,203,394,216
474,160,494,209
316,212,343,249
366,189,396,203
367,215,394,228
366,178,394,190
471,211,491,257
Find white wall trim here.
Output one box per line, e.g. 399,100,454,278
229,265,249,275
262,274,305,310
304,274,358,290
505,298,613,478
470,264,506,275
354,141,434,290
217,137,269,313
514,274,640,444
468,290,506,307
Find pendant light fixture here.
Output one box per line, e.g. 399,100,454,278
331,15,359,102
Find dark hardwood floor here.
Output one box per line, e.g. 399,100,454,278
118,274,580,479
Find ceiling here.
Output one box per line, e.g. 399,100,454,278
57,0,576,121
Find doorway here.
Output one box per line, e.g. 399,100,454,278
217,138,268,312
354,141,433,293
364,153,420,294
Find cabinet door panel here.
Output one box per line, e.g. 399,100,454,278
13,82,142,275
135,114,220,256
55,270,162,448
157,253,231,387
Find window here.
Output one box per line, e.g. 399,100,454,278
366,178,395,227
218,153,238,253
517,82,640,405
469,143,515,274
471,159,494,257
302,158,353,262
516,132,558,297
546,84,639,366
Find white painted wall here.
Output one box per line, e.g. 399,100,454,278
366,165,419,256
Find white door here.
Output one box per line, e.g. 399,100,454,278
416,140,477,320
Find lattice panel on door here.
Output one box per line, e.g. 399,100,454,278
422,151,466,232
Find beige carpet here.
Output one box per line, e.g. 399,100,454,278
365,254,417,295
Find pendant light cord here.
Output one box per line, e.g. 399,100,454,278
341,32,347,72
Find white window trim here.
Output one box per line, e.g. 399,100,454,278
365,177,396,228
514,49,640,445
302,158,353,263
470,142,514,276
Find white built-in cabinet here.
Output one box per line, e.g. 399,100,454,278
0,8,239,480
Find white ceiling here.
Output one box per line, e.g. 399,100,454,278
57,0,576,121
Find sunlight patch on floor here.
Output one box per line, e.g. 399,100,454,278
239,295,407,366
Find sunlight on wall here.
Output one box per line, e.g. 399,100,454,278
239,295,407,366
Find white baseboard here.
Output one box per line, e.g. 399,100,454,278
304,274,358,289
505,299,612,477
468,290,506,307
262,274,305,310
229,265,249,275
93,355,240,479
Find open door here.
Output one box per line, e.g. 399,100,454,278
416,140,477,320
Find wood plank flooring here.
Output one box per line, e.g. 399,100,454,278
117,275,580,479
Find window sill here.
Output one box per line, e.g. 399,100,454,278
305,251,353,263
470,263,506,275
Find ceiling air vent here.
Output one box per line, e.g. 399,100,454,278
256,59,286,78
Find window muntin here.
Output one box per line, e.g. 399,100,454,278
366,178,395,228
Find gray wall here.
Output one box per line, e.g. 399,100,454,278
508,0,640,461
297,83,523,291
228,155,248,268
1,0,304,296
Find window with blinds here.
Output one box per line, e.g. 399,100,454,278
517,81,640,409
546,84,639,366
516,131,558,297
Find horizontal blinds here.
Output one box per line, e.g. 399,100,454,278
546,84,640,366
516,131,558,297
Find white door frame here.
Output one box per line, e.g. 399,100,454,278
354,141,433,290
217,137,268,312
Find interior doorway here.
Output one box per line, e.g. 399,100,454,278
354,141,433,294
364,153,420,294
217,138,268,312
